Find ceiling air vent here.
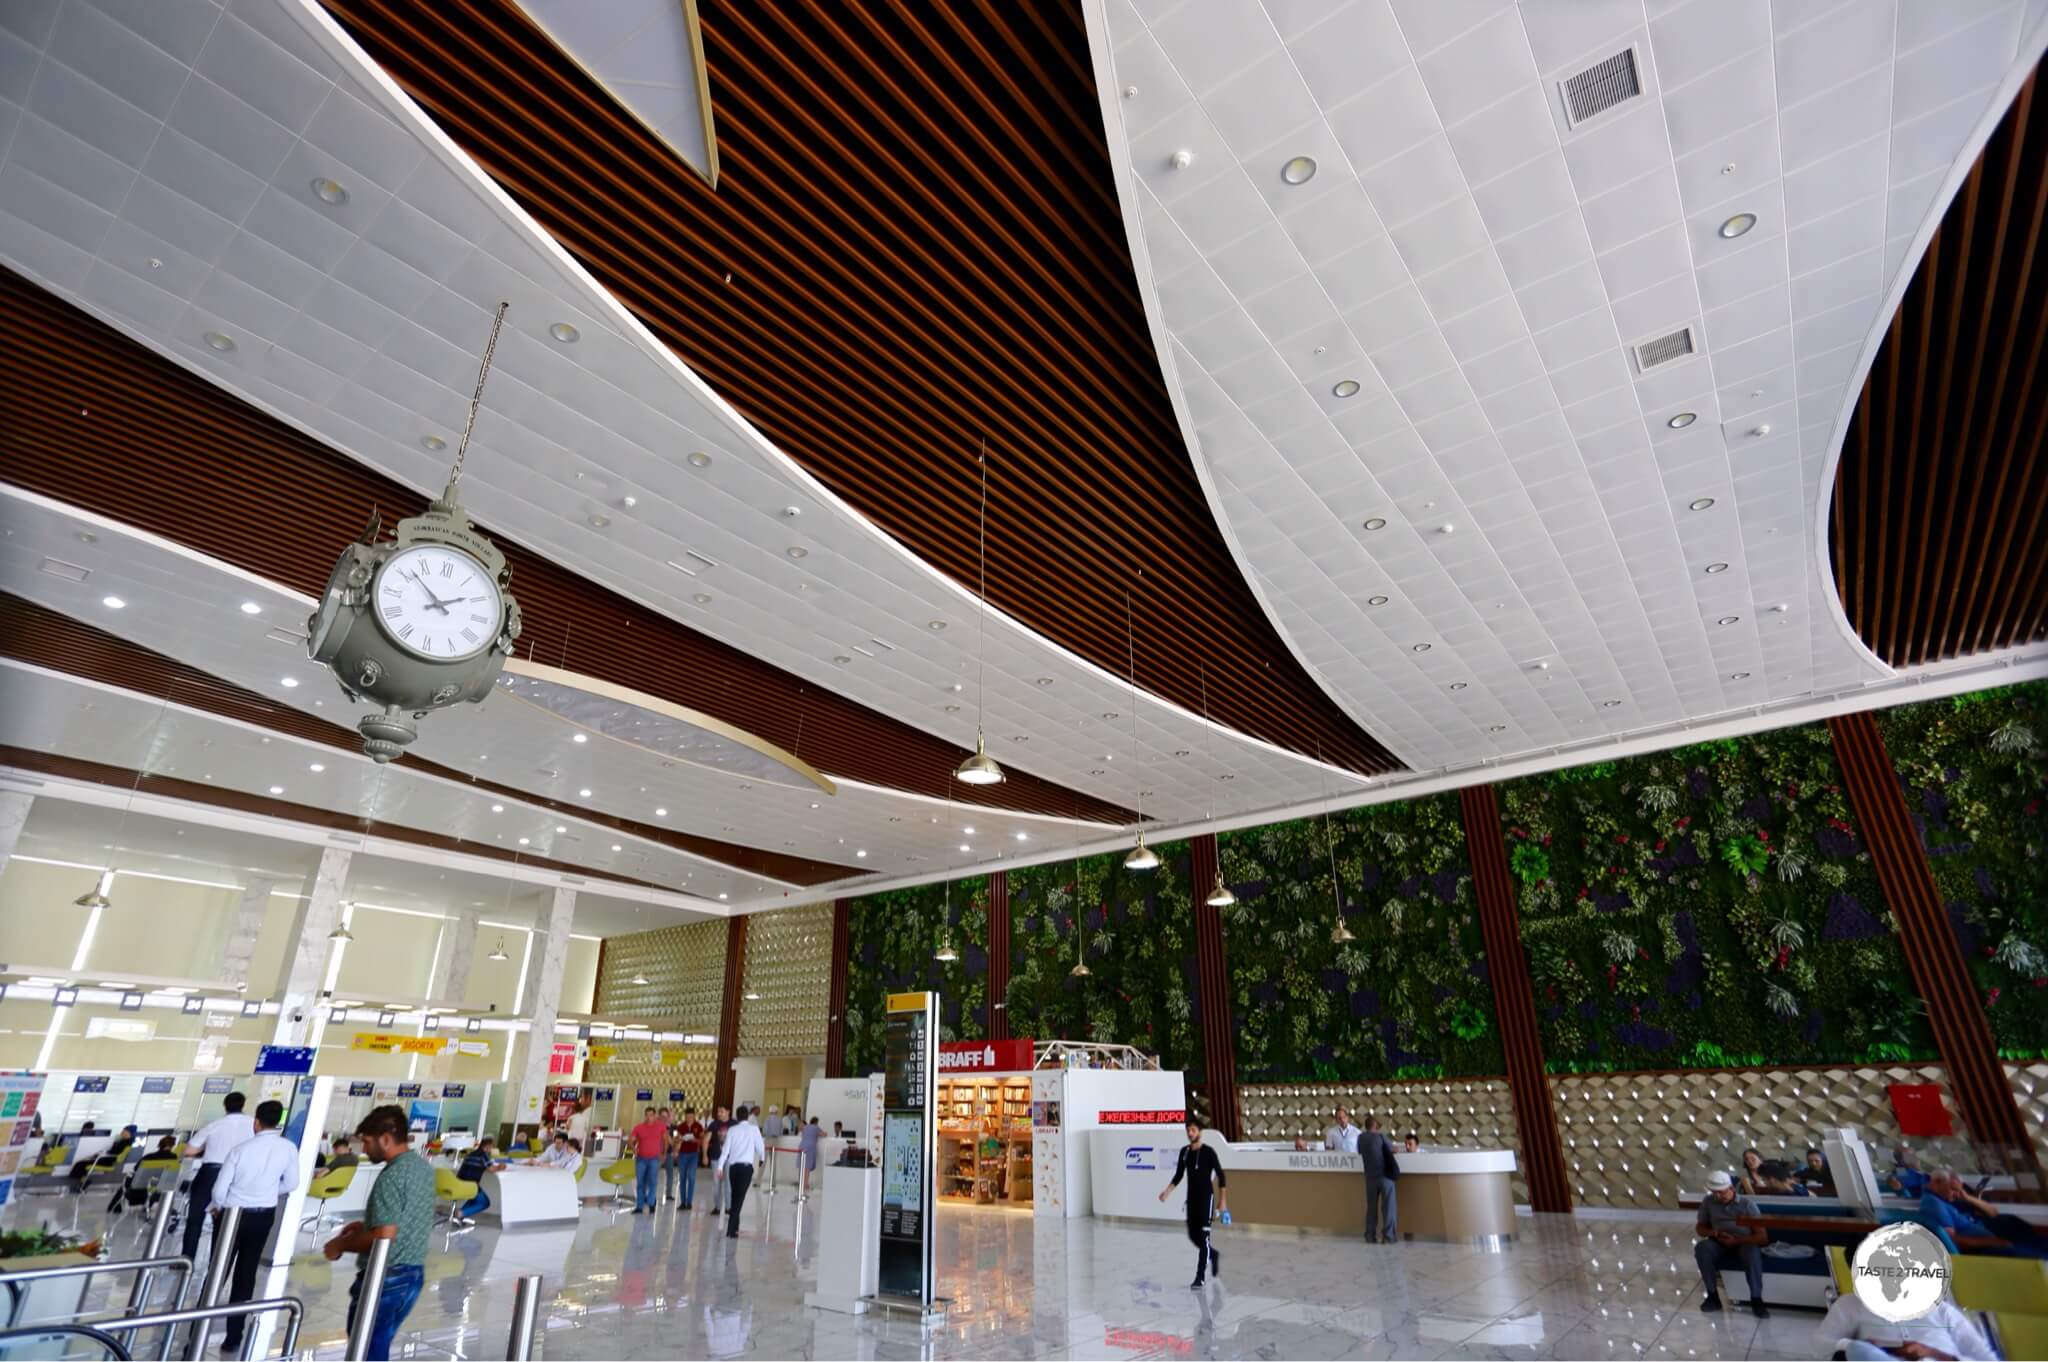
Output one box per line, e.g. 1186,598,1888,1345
1632,326,1696,373
1560,49,1641,127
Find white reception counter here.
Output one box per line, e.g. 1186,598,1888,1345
478,1166,580,1226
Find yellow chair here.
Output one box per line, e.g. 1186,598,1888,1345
1951,1254,2048,1313
434,1167,481,1230
27,1142,66,1174
1995,1312,2048,1359
598,1159,635,1214
299,1164,356,1237
1827,1245,1852,1296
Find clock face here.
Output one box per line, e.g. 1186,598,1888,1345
371,545,504,661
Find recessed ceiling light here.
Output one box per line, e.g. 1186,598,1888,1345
309,763,325,772
1437,522,1455,535
268,785,284,795
1281,155,1318,184
1367,594,1388,606
1771,602,1790,613
655,807,668,816
239,601,263,615
1689,497,1715,511
1333,379,1361,398
943,703,961,713
421,434,447,452
587,513,610,528
1667,412,1697,429
1411,642,1431,652
556,824,569,832
959,843,971,852
280,677,299,688
1449,682,1467,691
548,322,580,343
491,804,504,813
577,789,591,798
786,546,808,559
611,844,622,852
927,620,947,631
309,176,349,204
1488,725,1507,733
518,836,530,845
687,451,712,468
1012,735,1028,743
1034,676,1053,687
1730,671,1751,680
692,592,712,605
856,849,867,858
1704,562,1729,574
1717,615,1741,626
572,733,588,744
833,655,852,664
1363,517,1387,531
1718,212,1758,239
1602,700,1622,708
718,893,729,901
203,331,235,352
101,595,125,609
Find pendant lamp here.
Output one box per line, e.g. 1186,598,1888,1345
73,881,112,911
328,922,355,942
1205,873,1237,909
487,939,510,962
1124,837,1160,872
935,876,960,962
953,442,1006,786
1069,856,1091,975
630,972,650,986
1121,584,1156,871
1330,919,1356,944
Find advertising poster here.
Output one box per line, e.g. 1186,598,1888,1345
878,991,937,1307
0,1072,45,1210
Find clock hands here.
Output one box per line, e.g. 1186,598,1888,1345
404,570,456,615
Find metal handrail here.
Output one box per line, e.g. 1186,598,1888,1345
0,1256,194,1328
344,1234,394,1361
92,1296,302,1362
0,1322,133,1359
504,1274,541,1360
128,1189,179,1314
186,1204,240,1358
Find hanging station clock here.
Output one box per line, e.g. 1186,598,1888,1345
306,303,523,762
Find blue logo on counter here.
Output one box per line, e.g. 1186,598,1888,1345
1124,1145,1156,1171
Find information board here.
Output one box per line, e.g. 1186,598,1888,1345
0,1071,46,1210
139,1077,175,1095
878,991,937,1308
255,1045,316,1076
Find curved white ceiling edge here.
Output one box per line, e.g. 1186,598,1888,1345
1075,0,1434,774
1077,0,2033,779
277,0,1372,800
1808,14,2048,671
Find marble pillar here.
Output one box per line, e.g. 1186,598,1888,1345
440,909,480,1004
269,848,350,1049
0,791,31,875
512,886,577,1128
220,877,277,996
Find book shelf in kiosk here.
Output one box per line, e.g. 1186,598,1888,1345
935,1074,1033,1208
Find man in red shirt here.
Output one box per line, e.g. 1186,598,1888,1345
630,1107,667,1214
673,1106,706,1210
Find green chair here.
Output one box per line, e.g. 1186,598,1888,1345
299,1164,356,1237
598,1159,636,1215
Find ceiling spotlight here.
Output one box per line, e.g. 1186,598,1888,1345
1602,699,1622,708
655,807,667,816
1704,562,1729,574
687,451,712,468
101,595,125,610
1488,725,1507,733
1014,832,1028,842
487,939,509,961
548,321,580,343
518,836,530,845
927,619,947,632
1169,148,1194,170
1772,602,1790,613
281,677,299,688
203,331,236,352
1034,676,1054,687
1449,682,1467,691
491,804,504,813
1411,643,1431,653
1124,836,1160,872
611,843,622,851
1718,212,1758,239
309,763,324,772
1281,155,1318,185
587,513,610,528
1367,595,1388,606
572,733,588,744
240,601,263,615
959,843,971,852
1333,379,1362,398
1667,412,1698,429
1363,517,1387,531
309,176,349,204
1730,671,1751,680
856,849,867,858
1688,498,1715,512
577,789,591,798
555,824,568,833
1205,873,1236,908
421,434,447,452
833,655,852,664
268,785,284,795
786,546,808,559
1717,615,1741,626
720,893,730,902
692,592,713,605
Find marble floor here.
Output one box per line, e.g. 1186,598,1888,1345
5,1186,1834,1359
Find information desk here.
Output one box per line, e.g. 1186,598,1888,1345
1088,1133,1517,1241
477,1166,580,1226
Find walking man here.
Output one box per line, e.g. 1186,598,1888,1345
1158,1120,1227,1288
1358,1115,1398,1243
716,1104,765,1238
181,1091,255,1268
798,1115,822,1197
630,1106,666,1214
211,1100,299,1355
325,1106,434,1361
705,1104,732,1213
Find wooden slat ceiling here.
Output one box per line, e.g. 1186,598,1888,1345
318,0,1404,778
0,266,1130,826
0,592,854,886
1833,71,2047,667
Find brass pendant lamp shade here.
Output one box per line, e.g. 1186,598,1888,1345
74,885,112,910
487,939,510,961
954,739,1004,786
934,940,959,963
954,442,1005,787
1330,919,1356,944
1205,872,1237,909
1124,836,1160,872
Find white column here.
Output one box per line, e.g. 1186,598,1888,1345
220,876,276,994
0,791,31,875
440,909,479,1004
511,886,577,1127
269,848,351,1049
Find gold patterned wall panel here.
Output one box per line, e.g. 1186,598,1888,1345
586,1044,717,1112
2006,1062,2048,1157
594,918,727,1032
1236,1079,1526,1203
1549,1064,1981,1210
738,903,832,1057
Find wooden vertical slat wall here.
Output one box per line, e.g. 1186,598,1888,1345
825,899,850,1077
987,872,1011,1041
1828,712,2043,1195
1189,835,1243,1141
712,915,749,1111
1459,785,1574,1213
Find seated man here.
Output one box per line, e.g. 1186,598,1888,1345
453,1136,508,1225
536,1131,581,1170
1755,1159,1811,1196
1886,1146,1929,1198
1403,1133,1421,1154
1694,1171,1770,1316
1919,1169,2048,1259
326,1136,359,1171
112,1136,182,1214
1795,1147,1836,1195
71,1124,136,1192
1818,1279,1994,1360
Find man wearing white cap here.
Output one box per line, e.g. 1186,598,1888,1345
1695,1170,1769,1316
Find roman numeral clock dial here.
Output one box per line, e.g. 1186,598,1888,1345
371,545,504,661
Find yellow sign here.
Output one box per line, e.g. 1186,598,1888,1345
587,1045,618,1064
887,991,931,1012
351,1032,448,1056
660,1049,688,1067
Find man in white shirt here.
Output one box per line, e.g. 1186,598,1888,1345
715,1105,766,1239
181,1090,256,1267
565,1097,592,1158
209,1100,301,1354
1324,1107,1359,1153
536,1131,581,1170
1817,1288,1994,1360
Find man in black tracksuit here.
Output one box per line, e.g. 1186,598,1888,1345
1158,1121,1228,1288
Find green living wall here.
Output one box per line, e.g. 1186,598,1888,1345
1880,682,2048,1057
839,684,2047,1082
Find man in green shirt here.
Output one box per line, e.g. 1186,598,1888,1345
324,1106,432,1361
